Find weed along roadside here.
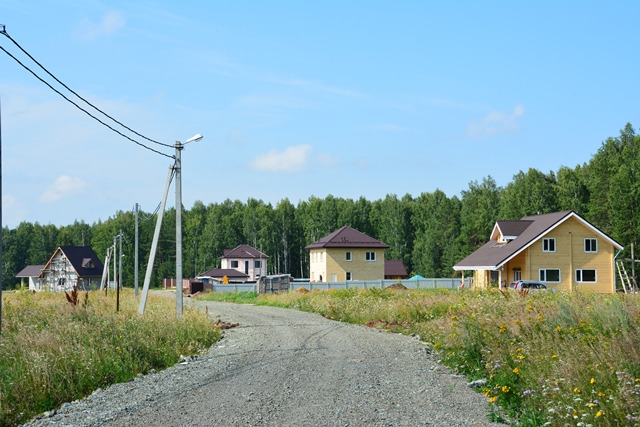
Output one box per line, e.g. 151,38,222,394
0,289,220,426
249,287,640,425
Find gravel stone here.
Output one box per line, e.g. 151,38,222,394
23,297,503,426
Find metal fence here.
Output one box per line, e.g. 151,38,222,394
291,277,473,291
207,277,472,293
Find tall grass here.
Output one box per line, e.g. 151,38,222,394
257,288,640,425
0,289,221,426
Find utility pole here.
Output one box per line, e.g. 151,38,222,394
113,236,117,292
135,203,139,297
117,230,123,311
175,141,184,318
0,96,4,335
174,134,202,318
194,240,198,278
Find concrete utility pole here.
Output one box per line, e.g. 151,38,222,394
0,96,4,335
175,141,183,318
135,203,139,297
174,133,202,319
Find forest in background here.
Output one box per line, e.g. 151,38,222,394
2,123,638,289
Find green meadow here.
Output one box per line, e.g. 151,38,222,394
0,289,220,426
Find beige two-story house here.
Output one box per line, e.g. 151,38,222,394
453,210,623,293
306,226,389,282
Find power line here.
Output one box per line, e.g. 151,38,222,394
0,28,174,159
1,28,173,150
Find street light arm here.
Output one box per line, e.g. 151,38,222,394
184,133,203,144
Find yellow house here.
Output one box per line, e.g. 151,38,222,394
306,226,389,282
453,210,624,293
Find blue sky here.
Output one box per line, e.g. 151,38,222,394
1,1,638,228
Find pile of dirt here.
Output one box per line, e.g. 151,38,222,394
295,287,310,294
386,283,408,290
214,319,240,330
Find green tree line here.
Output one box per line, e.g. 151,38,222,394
2,123,638,288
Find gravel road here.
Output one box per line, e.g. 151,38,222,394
25,297,503,426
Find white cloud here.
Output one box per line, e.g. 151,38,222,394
251,145,312,172
75,11,125,41
466,104,525,139
39,176,88,203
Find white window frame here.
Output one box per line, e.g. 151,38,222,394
346,251,352,261
542,238,556,253
576,269,597,283
365,251,376,261
539,268,561,283
346,272,352,281
584,238,598,253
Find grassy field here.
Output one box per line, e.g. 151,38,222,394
253,287,640,426
0,288,221,426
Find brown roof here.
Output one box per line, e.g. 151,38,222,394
384,260,408,277
493,220,533,239
454,210,623,270
305,226,389,249
16,265,45,278
198,268,249,280
221,244,268,259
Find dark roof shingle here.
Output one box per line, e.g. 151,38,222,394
305,226,389,249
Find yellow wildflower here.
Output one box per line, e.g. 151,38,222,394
512,367,520,374
596,411,603,417
590,378,595,384
489,396,496,403
574,387,580,393
502,385,510,393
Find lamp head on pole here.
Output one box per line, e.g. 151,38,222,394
185,133,203,144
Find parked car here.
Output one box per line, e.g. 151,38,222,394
510,280,547,291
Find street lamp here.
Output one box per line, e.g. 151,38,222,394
175,133,203,318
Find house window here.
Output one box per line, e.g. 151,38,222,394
539,268,560,282
346,272,352,281
542,238,556,252
513,268,521,281
254,260,261,268
365,251,376,261
584,238,598,253
576,269,597,283
230,260,238,268
346,251,352,261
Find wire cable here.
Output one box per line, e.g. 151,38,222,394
0,28,173,149
0,44,174,159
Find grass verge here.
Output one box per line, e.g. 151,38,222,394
196,290,258,304
0,288,221,426
256,287,640,426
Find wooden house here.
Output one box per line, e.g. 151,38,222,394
453,210,623,293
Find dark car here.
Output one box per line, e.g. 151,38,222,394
511,280,547,291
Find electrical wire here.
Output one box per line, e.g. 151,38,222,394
0,31,174,159
0,45,174,159
0,28,173,149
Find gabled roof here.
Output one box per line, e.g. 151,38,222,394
384,260,408,277
491,220,533,240
16,265,45,278
305,226,389,249
221,244,268,259
198,268,249,280
454,210,623,271
40,246,104,278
